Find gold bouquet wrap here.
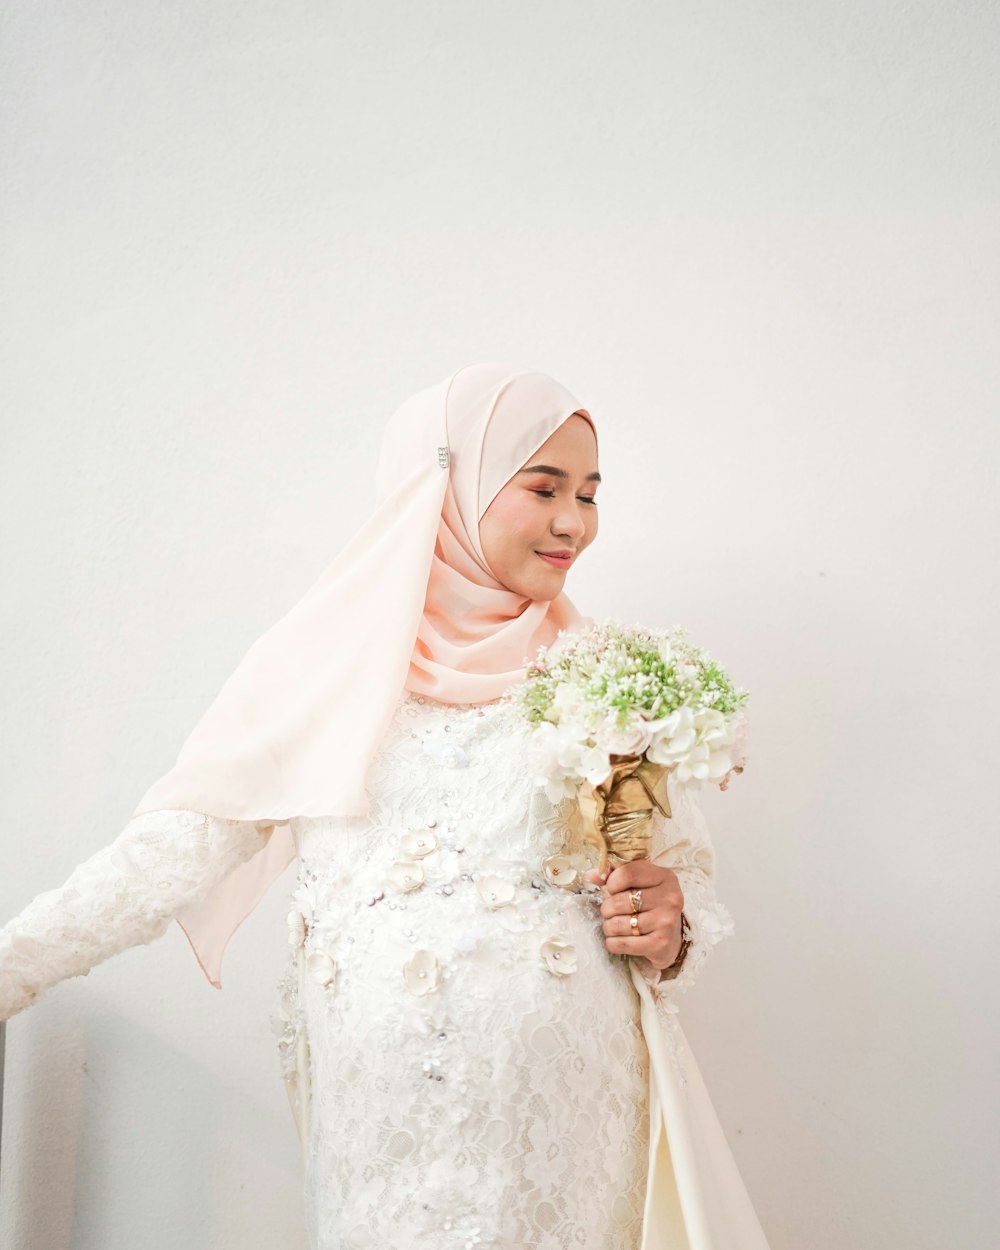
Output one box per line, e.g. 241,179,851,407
574,754,674,875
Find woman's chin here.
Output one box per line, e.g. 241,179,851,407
526,573,566,601
495,563,568,600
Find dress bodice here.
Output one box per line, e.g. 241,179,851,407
273,691,655,1247
285,690,606,964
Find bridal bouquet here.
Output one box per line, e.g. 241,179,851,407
505,620,750,874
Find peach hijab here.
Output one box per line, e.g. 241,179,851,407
132,363,596,987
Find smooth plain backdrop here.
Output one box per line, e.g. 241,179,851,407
1,3,998,1249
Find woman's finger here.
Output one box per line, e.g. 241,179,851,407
601,877,683,919
604,921,683,964
605,860,672,893
601,883,659,918
603,912,653,939
603,933,662,959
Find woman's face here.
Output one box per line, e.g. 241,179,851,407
479,413,599,599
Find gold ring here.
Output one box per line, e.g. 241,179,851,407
629,914,640,934
629,889,642,915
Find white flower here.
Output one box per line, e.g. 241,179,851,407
403,949,441,995
540,937,577,976
514,621,748,804
307,950,336,987
400,829,438,858
285,909,306,949
475,875,516,909
537,772,579,806
596,717,653,757
529,720,608,799
646,706,734,784
695,707,730,749
542,855,578,889
531,719,585,775
290,877,322,925
581,744,614,787
647,706,697,764
387,860,425,893
552,682,586,719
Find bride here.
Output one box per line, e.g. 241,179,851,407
0,363,771,1250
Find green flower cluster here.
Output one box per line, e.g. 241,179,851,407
508,619,749,728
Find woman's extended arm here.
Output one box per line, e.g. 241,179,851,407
0,810,270,1022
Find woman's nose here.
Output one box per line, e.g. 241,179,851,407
552,507,587,541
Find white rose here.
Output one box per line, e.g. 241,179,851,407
596,718,653,757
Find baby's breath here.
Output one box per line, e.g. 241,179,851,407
507,620,748,725
502,619,750,798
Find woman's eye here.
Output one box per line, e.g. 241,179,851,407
533,489,597,505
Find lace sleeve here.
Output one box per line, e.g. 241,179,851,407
632,781,736,999
0,810,270,1022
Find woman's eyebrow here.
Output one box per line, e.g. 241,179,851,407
519,465,602,483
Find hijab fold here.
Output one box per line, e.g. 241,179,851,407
132,364,595,986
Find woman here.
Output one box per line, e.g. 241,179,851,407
0,364,770,1250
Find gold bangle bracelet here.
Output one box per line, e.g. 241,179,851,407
659,912,692,982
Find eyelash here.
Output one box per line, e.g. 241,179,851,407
533,489,598,505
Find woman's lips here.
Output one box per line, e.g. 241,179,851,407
536,552,572,568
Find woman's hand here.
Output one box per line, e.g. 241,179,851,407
719,763,744,792
586,859,685,971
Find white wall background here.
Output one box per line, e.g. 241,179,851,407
1,2,997,1248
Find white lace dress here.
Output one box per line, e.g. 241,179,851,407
0,691,740,1250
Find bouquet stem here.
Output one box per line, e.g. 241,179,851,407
576,755,674,875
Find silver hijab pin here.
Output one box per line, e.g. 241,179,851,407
437,446,450,469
